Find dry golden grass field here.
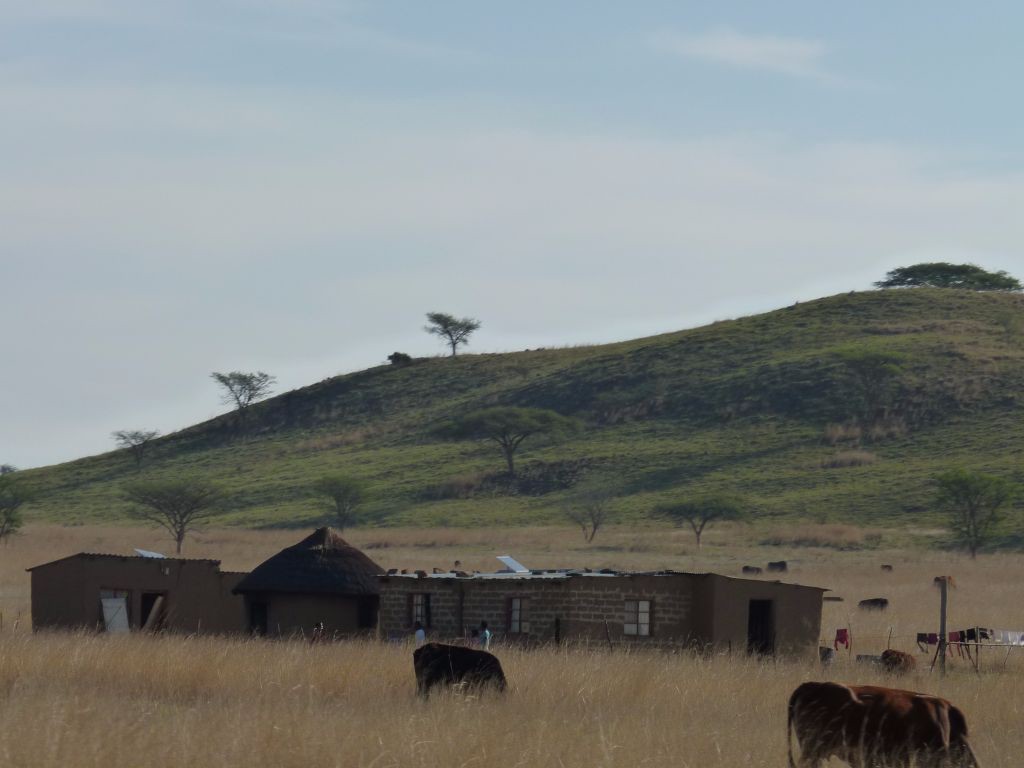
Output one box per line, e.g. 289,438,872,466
1,524,1022,767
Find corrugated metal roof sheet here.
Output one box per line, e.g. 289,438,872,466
26,552,222,571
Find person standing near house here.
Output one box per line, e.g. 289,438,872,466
479,621,492,650
413,620,426,647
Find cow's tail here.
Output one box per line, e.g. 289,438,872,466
787,691,797,768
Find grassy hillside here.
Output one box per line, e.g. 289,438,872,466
18,289,1024,535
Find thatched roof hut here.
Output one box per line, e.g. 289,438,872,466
234,527,382,596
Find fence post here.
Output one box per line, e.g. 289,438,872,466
938,577,948,677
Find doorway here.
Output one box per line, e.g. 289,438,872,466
140,592,166,631
249,601,268,635
747,600,775,656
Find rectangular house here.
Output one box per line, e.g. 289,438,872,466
379,570,825,657
28,553,248,634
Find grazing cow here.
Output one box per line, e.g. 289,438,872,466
881,564,894,572
858,597,889,611
767,560,788,573
788,682,978,767
880,649,917,675
742,565,763,575
413,642,507,698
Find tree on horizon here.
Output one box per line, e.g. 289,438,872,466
424,312,481,356
875,263,1021,291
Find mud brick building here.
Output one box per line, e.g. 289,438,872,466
379,569,825,657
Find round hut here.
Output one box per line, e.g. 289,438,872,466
233,527,382,637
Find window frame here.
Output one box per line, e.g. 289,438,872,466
623,599,652,637
508,596,530,635
410,592,432,629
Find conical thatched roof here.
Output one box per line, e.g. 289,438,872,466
234,528,382,595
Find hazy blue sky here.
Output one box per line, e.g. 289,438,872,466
3,1,1022,468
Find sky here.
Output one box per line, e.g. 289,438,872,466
3,1,1023,468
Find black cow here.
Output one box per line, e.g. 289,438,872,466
859,597,890,611
742,565,763,575
767,561,788,573
413,642,507,698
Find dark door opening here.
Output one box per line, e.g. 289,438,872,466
249,601,268,636
140,592,166,631
747,600,775,656
357,596,379,630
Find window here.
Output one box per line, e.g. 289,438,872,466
624,599,651,636
410,593,431,628
509,597,530,634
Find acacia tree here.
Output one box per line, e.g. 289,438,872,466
123,479,221,554
657,495,749,550
875,263,1022,291
312,475,369,531
935,469,1017,558
211,371,275,419
0,474,30,545
834,348,905,424
424,312,481,356
438,406,580,477
112,429,161,469
562,484,615,542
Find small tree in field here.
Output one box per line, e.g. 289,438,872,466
123,479,221,554
424,312,481,356
112,429,160,469
0,464,16,475
935,469,1017,558
562,484,615,542
211,371,276,416
0,474,30,545
875,263,1022,291
657,495,749,550
312,475,369,531
438,406,581,477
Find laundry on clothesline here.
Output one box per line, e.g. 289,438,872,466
834,628,850,650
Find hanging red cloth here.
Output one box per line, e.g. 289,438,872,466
834,628,850,650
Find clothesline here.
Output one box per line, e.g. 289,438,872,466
828,627,1024,652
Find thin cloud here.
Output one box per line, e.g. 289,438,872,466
654,27,838,83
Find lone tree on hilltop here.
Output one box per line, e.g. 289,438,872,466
0,474,30,545
438,406,581,477
112,429,161,469
312,475,369,531
657,494,749,550
875,263,1022,292
424,312,481,356
562,482,616,542
935,468,1017,559
0,464,16,476
123,479,221,554
211,371,276,418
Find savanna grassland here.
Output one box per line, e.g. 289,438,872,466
3,524,1024,767
15,289,1024,533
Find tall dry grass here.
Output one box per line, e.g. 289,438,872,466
1,525,1023,766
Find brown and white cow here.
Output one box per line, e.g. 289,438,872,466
788,682,978,767
880,649,917,675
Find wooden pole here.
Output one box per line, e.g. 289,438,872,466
938,577,948,677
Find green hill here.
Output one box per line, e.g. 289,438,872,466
18,289,1024,532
